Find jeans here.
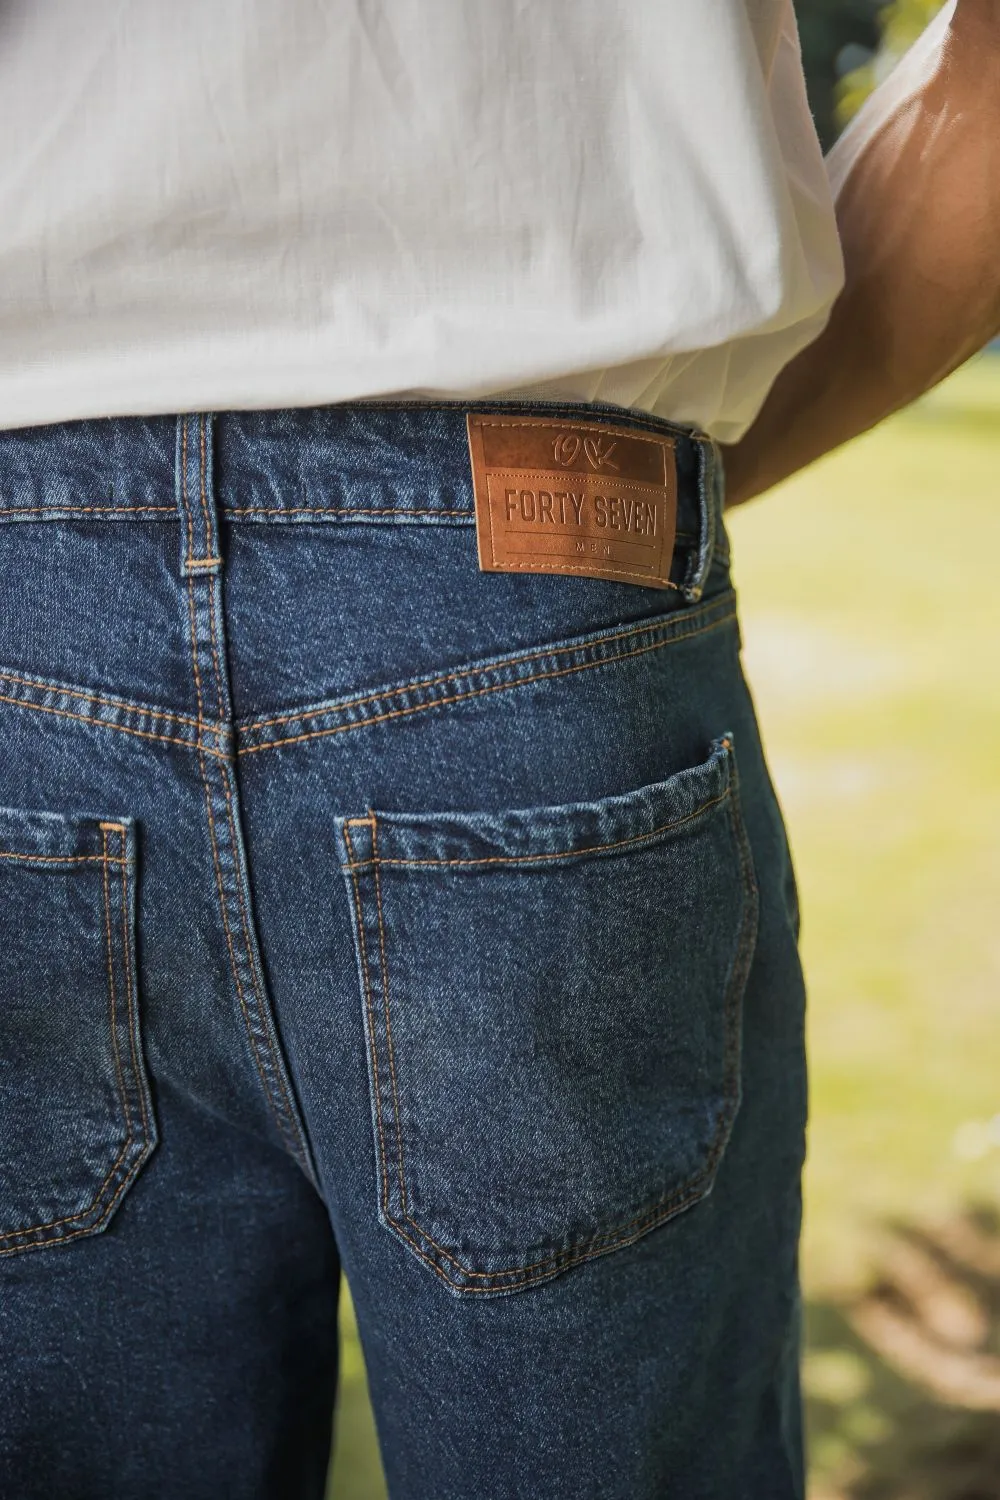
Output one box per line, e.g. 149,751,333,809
0,402,807,1499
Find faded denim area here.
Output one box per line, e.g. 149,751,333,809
0,403,807,1500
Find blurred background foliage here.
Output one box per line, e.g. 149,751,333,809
793,0,881,147
793,0,947,146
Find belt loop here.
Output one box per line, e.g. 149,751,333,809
175,413,222,577
682,435,721,603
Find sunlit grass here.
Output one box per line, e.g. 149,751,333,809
327,358,1000,1498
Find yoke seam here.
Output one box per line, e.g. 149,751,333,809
0,666,204,730
239,607,736,756
0,688,221,757
0,600,734,763
241,593,736,735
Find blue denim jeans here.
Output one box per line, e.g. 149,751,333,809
0,403,807,1499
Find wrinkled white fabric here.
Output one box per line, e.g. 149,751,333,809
0,0,846,438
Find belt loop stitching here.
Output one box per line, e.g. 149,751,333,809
177,413,222,577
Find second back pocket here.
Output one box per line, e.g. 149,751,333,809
337,735,757,1296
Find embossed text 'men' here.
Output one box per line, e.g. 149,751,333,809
467,415,678,589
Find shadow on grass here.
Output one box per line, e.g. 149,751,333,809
327,1206,1000,1499
806,1205,1000,1500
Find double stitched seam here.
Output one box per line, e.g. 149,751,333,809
348,780,741,1290
238,600,737,756
182,431,287,1145
342,788,730,873
182,421,308,1171
0,690,215,757
0,1145,145,1255
347,821,431,1254
223,506,471,519
0,504,175,519
100,825,133,1145
0,851,125,866
219,760,309,1161
0,826,134,1249
240,616,733,756
244,602,731,735
116,823,151,1151
195,418,222,584
201,419,227,727
344,821,393,1218
0,667,203,731
371,817,409,1216
386,1173,731,1291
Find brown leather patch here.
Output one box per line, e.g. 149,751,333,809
466,415,678,589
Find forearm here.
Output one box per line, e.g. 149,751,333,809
723,0,1000,507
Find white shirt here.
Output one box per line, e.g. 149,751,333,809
0,0,847,439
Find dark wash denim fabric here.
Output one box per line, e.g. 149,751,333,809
0,402,807,1498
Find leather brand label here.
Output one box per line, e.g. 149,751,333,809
466,415,677,589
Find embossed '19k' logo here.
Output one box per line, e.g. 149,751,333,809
552,432,620,472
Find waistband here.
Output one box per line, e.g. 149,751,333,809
0,400,727,602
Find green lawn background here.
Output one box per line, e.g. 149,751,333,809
328,358,1000,1499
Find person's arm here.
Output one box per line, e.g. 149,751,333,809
722,0,1000,508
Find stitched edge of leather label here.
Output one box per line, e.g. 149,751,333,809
466,415,678,589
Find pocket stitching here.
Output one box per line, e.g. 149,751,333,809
343,780,731,872
0,823,150,1251
347,765,758,1292
344,820,396,1224
371,816,411,1221
116,825,151,1152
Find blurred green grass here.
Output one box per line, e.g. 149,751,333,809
327,358,1000,1499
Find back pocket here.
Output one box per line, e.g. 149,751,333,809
337,735,757,1296
0,808,156,1257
